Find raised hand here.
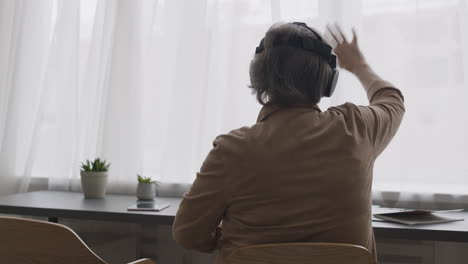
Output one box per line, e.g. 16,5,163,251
325,24,368,74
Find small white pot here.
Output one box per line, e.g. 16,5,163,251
137,183,155,201
80,171,108,199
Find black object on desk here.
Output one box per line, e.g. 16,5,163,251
127,201,170,212
373,208,464,225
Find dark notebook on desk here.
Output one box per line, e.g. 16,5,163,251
127,202,170,212
373,207,464,225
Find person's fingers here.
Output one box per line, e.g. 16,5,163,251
325,24,338,43
351,28,358,45
334,23,349,44
323,28,338,48
324,35,338,49
326,24,342,45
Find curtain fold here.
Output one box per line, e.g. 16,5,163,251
99,0,145,193
36,0,80,191
0,0,55,194
0,0,467,201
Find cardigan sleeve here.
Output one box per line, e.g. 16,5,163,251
172,137,226,253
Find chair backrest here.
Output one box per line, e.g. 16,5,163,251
0,217,107,264
225,242,375,264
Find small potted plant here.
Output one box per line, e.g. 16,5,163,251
80,158,110,199
137,174,159,201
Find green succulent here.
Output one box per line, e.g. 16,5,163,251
80,158,111,172
137,174,159,184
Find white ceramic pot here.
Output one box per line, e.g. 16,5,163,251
80,171,108,199
137,183,155,201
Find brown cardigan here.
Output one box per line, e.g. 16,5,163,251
173,80,405,263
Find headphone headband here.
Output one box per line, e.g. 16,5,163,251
255,22,336,69
292,22,323,40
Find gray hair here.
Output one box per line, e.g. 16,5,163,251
249,22,332,106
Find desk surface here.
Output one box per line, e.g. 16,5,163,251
1,191,468,243
0,191,180,225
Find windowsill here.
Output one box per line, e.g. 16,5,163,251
27,177,191,198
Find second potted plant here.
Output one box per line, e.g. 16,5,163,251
137,174,159,201
80,158,110,199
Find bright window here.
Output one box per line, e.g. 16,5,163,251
2,0,467,194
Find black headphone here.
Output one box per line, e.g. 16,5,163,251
255,22,339,98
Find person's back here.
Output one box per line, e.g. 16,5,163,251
172,22,405,264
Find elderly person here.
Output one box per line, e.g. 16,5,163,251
172,22,405,264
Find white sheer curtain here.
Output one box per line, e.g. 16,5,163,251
0,0,467,196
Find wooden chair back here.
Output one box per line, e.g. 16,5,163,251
0,216,107,264
225,242,375,264
0,217,154,264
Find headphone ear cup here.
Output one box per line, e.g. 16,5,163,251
324,69,339,97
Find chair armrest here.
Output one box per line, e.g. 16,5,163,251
127,258,156,264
